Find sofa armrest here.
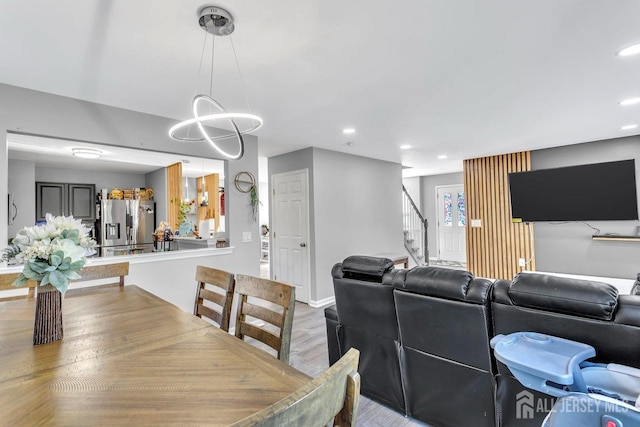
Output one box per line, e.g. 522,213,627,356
615,295,640,327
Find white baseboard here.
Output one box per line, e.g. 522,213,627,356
308,296,335,308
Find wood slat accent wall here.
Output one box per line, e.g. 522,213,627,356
167,162,182,231
463,151,536,280
196,174,220,231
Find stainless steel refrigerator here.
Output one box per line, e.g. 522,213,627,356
97,200,155,257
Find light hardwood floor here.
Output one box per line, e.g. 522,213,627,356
287,302,427,427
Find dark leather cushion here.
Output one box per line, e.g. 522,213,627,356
402,347,496,427
338,325,405,413
395,290,493,370
335,256,395,281
615,295,640,327
491,279,512,305
508,273,619,320
393,266,491,304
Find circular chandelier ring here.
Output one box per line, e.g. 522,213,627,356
168,95,263,159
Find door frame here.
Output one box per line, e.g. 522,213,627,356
270,168,312,304
434,184,466,262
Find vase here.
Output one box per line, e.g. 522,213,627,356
33,284,63,345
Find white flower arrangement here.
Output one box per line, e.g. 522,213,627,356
3,214,97,293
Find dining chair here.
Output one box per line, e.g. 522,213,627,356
193,265,235,332
233,274,295,363
0,272,39,301
231,348,361,427
0,261,129,301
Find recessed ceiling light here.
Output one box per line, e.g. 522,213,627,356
621,124,638,130
438,155,447,160
617,44,640,57
619,97,640,106
400,144,411,150
342,128,356,135
72,148,102,159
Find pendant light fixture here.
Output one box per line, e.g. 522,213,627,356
169,6,263,160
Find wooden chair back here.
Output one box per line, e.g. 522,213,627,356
234,274,295,363
193,266,235,332
0,262,129,301
0,273,39,301
76,262,129,287
231,348,361,427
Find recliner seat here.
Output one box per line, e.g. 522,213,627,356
393,266,496,427
331,255,405,412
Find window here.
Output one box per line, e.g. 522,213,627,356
457,192,466,226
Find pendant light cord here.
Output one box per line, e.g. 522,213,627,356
187,31,210,141
229,36,257,126
210,34,215,99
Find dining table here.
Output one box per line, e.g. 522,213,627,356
0,285,311,426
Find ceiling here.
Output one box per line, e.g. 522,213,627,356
7,133,225,178
1,1,640,177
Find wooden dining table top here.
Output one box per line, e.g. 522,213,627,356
0,285,311,426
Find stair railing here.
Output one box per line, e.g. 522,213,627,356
402,185,428,266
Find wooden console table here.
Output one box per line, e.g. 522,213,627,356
375,252,409,269
0,285,310,425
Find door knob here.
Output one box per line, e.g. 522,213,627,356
300,243,306,248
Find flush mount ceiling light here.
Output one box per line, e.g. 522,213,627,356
621,124,638,130
617,44,640,57
342,128,356,135
400,144,412,150
169,6,263,160
72,148,102,159
619,97,640,106
438,155,448,160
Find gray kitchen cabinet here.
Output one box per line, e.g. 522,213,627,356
36,182,95,222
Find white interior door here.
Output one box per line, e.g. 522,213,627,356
436,185,466,263
271,169,310,303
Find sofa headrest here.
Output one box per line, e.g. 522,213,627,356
508,273,619,321
332,256,395,282
393,266,492,304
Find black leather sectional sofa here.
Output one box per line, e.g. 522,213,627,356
324,256,640,427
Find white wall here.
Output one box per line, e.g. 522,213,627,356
402,176,421,212
0,83,260,278
313,148,404,301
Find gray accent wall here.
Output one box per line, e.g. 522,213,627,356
420,172,464,261
531,135,640,279
0,83,260,277
269,147,404,303
146,168,167,229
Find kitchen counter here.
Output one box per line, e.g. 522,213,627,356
171,236,219,249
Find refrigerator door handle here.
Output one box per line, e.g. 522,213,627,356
8,194,17,225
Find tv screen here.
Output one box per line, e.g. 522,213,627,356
508,159,639,222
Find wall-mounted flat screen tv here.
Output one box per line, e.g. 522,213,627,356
508,159,638,222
